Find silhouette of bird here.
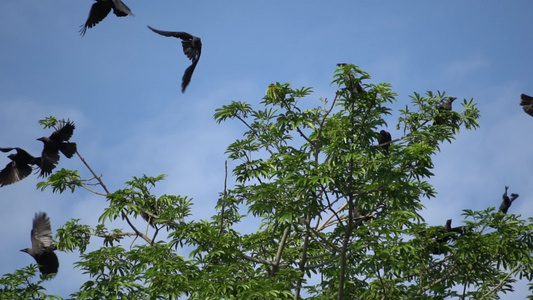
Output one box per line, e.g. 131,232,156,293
499,186,519,214
80,0,133,36
21,212,59,276
444,219,469,235
336,63,364,94
378,130,392,153
520,94,533,117
439,97,456,111
37,121,77,177
0,147,40,186
429,219,469,255
434,96,457,125
148,26,202,93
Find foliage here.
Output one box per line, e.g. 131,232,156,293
2,65,533,299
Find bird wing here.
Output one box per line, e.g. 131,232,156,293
0,161,32,186
14,148,38,165
520,93,533,105
520,94,533,116
80,2,112,36
50,121,75,143
39,145,60,177
31,212,54,250
111,0,133,17
181,60,199,93
147,26,194,40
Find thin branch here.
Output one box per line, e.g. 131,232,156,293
274,226,290,268
294,214,312,300
480,265,521,299
121,211,151,244
79,184,107,196
90,231,139,238
76,150,110,194
375,262,390,300
241,254,274,265
219,160,228,235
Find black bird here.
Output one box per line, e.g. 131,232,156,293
37,121,77,177
336,63,364,94
378,130,392,153
429,219,468,255
80,0,133,36
520,94,533,117
148,26,202,93
434,96,457,125
0,147,40,186
21,212,59,276
439,96,456,111
444,219,469,235
499,186,519,214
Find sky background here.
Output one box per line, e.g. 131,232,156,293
0,0,532,298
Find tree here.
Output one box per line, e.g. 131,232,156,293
2,65,533,299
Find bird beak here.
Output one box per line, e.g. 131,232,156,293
20,249,27,253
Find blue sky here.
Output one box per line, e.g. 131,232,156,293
0,0,532,297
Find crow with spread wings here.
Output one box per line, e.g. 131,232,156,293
148,26,202,93
80,0,133,36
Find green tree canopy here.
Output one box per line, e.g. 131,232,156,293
2,65,533,300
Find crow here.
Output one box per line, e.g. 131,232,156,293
80,0,133,36
439,96,456,111
499,186,519,214
430,219,469,255
0,147,40,186
444,219,469,235
520,94,533,117
37,121,77,177
148,26,202,93
378,130,392,153
21,212,59,276
336,63,364,94
434,96,457,125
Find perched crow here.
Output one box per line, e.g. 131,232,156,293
378,130,392,153
336,63,364,94
499,186,519,214
21,212,59,276
80,0,133,36
439,97,456,111
430,219,468,255
434,96,457,125
148,26,202,93
444,219,469,235
520,94,533,117
0,147,40,186
37,121,77,177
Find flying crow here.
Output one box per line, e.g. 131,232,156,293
37,121,77,177
0,147,40,186
520,94,533,117
80,0,133,36
21,212,59,276
148,26,202,93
